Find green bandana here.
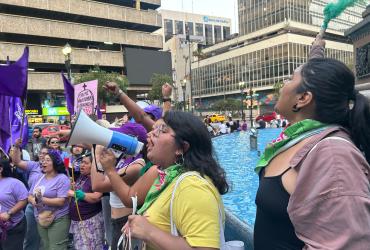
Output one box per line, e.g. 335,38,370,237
137,164,181,215
255,119,330,173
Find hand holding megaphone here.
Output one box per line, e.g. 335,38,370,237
99,147,117,173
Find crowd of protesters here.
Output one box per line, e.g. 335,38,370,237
1,34,370,250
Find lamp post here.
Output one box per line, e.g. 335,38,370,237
238,81,245,120
62,43,72,81
181,79,186,111
249,86,253,128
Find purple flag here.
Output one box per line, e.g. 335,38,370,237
0,96,28,152
61,72,74,114
0,47,29,98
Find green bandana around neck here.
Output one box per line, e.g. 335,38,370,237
137,164,182,215
255,119,329,173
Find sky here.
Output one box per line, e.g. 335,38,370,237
160,0,239,33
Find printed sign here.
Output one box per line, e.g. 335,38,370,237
74,80,98,116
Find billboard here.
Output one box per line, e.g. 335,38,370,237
124,48,172,85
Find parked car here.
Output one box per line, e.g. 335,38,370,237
255,111,278,123
41,125,70,142
210,114,226,123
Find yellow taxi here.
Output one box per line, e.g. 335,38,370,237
210,114,226,123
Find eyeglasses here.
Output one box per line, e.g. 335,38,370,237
152,124,175,138
50,141,59,144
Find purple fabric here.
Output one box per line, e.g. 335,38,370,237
25,161,42,188
144,105,162,120
110,122,147,144
62,72,75,115
96,104,102,119
29,174,71,220
69,175,102,221
0,177,28,229
0,96,28,152
0,47,29,98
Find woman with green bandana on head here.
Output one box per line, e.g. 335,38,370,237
253,36,370,249
99,111,229,250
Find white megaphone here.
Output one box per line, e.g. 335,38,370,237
67,110,143,156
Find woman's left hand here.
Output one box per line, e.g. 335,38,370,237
123,215,153,241
99,148,116,172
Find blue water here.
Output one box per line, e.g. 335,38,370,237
212,128,282,226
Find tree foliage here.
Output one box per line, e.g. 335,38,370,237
273,81,284,98
147,73,173,102
73,66,128,104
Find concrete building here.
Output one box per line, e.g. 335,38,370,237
345,4,370,99
0,0,162,123
192,0,366,116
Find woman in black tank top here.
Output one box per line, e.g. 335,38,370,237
254,167,304,250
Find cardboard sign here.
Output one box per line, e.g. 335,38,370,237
74,80,98,116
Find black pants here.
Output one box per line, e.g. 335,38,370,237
111,216,129,250
0,217,27,250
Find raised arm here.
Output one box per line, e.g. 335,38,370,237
309,33,326,59
104,81,155,131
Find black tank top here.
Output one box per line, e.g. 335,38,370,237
254,167,304,250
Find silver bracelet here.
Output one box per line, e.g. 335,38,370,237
116,89,124,98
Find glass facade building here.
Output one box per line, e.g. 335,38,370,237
193,42,353,97
238,0,365,35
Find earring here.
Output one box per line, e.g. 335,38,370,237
175,153,184,166
292,104,301,112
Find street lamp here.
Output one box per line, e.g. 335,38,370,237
62,43,72,81
181,79,187,112
238,81,245,120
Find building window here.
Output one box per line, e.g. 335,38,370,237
214,25,222,43
205,24,213,45
164,19,173,41
195,23,204,36
175,20,184,35
185,22,194,36
223,26,230,40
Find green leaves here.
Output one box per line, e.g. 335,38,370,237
73,66,128,104
147,73,173,102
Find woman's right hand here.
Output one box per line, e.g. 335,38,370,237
103,81,120,95
10,146,22,164
99,148,116,173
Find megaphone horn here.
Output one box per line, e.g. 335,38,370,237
67,110,143,156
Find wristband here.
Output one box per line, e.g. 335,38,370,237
116,89,124,98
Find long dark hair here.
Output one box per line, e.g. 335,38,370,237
298,58,370,163
163,111,229,195
0,159,28,188
46,150,67,175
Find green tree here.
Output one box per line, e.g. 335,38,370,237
273,81,284,98
147,73,173,102
73,66,128,104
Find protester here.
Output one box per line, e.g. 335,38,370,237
254,55,370,248
46,136,69,160
28,149,71,250
11,145,48,250
0,159,28,250
68,144,86,179
68,152,104,250
91,122,147,250
29,126,46,161
102,111,229,250
103,82,172,131
241,120,248,131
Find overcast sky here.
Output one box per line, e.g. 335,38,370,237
160,0,239,33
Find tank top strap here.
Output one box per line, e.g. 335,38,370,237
279,167,292,177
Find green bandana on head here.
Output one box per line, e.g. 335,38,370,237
137,164,182,215
255,119,330,173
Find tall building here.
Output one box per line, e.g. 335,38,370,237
192,0,366,115
157,9,231,111
0,0,162,123
157,9,232,46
